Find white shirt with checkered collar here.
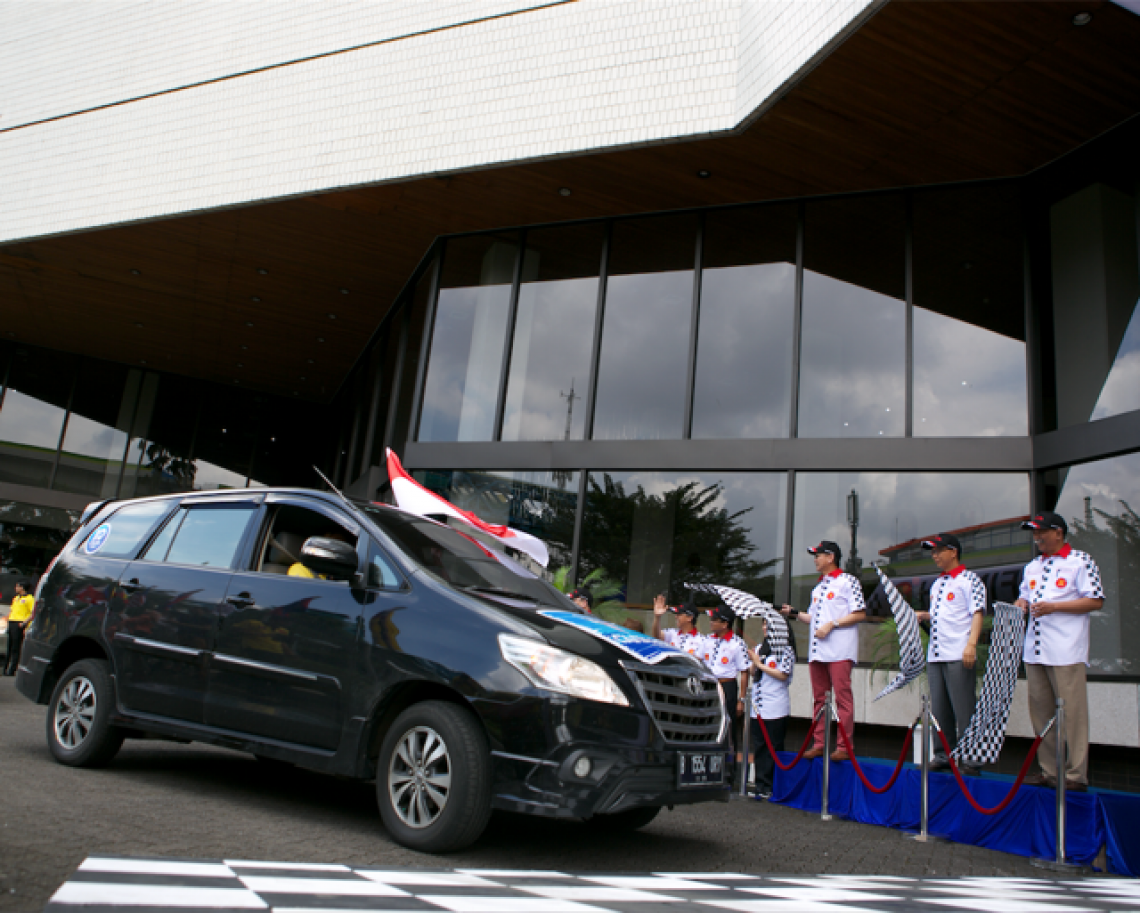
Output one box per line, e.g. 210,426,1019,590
808,569,864,664
927,564,986,663
1019,542,1104,667
662,626,709,661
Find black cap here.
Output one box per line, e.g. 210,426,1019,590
569,587,594,608
671,603,700,619
922,532,962,554
708,604,736,625
808,540,842,564
1022,511,1068,535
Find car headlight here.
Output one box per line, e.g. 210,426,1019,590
499,634,629,707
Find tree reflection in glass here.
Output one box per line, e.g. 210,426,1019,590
581,471,786,633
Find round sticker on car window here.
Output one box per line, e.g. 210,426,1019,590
85,523,112,554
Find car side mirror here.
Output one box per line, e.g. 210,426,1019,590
300,537,358,579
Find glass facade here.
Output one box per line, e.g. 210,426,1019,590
1046,452,1140,676
592,215,699,440
502,224,603,442
1048,182,1140,429
412,469,579,572
418,234,518,443
412,186,1037,446
799,195,906,438
581,471,786,620
912,185,1028,437
692,204,796,439
0,341,333,588
385,121,1139,683
789,472,1032,661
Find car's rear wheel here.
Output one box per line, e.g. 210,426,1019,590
585,805,662,831
47,659,124,767
376,701,491,853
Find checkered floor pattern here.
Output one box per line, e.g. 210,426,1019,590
43,857,1140,912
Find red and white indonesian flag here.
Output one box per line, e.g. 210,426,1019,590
385,449,550,568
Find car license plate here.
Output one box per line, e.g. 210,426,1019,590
677,751,725,788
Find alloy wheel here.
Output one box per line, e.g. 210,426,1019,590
387,725,452,829
54,675,97,750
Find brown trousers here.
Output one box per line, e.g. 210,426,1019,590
1027,663,1089,785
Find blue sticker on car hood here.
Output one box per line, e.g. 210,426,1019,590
539,610,690,665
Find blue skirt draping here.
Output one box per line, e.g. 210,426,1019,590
771,753,1136,874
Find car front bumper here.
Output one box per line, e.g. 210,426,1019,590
488,734,731,819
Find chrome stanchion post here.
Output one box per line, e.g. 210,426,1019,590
1031,701,1088,872
821,689,833,821
907,693,945,842
919,694,931,839
1055,698,1067,864
739,671,751,797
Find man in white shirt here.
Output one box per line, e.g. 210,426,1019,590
782,540,865,761
651,594,708,660
915,532,985,774
1015,511,1104,791
748,620,795,799
705,604,751,729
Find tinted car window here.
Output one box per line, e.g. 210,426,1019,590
366,540,403,590
80,500,171,559
357,504,573,608
162,506,258,568
141,510,183,562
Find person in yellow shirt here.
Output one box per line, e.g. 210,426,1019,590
4,582,35,676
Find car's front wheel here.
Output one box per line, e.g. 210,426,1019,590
46,659,125,767
376,701,492,853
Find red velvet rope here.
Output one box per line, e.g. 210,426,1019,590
933,726,1045,815
833,716,914,794
755,710,820,771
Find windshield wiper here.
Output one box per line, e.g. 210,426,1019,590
464,585,540,604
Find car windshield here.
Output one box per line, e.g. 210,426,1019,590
355,503,575,610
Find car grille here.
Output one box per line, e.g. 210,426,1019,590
623,661,725,745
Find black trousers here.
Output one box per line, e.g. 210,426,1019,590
720,679,739,752
750,714,788,793
5,621,24,675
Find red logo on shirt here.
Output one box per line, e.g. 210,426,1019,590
1029,579,1037,589
827,592,835,600
721,656,729,664
1056,578,1068,588
947,593,955,601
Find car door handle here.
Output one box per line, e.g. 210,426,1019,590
119,579,142,592
226,593,256,608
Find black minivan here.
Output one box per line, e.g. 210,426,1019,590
16,488,729,851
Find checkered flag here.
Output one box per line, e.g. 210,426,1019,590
952,600,1026,766
872,567,925,702
684,582,788,650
